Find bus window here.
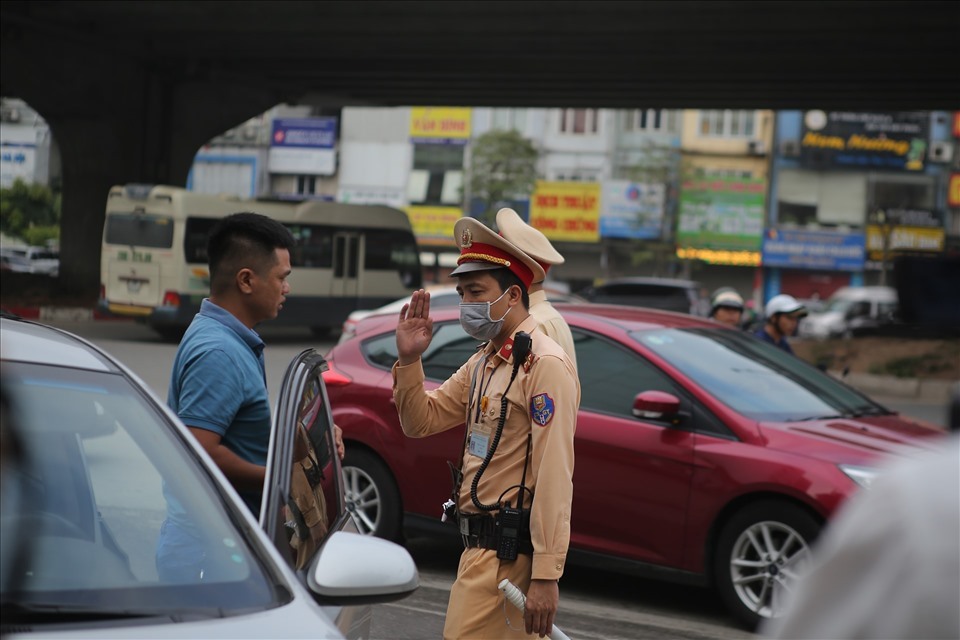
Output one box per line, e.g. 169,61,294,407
364,229,422,289
287,225,333,269
105,213,174,249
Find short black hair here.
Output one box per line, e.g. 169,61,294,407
207,212,295,295
491,268,530,310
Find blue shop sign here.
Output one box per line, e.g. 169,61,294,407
762,228,865,271
271,117,337,149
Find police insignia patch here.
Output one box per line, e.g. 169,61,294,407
530,393,555,427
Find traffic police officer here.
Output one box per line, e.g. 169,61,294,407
394,217,579,639
496,207,578,369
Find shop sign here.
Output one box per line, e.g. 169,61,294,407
0,144,36,188
799,111,929,172
677,177,765,251
761,228,865,271
866,225,945,259
675,247,761,266
529,181,601,243
409,107,472,144
949,173,960,208
271,117,337,148
404,205,461,246
599,181,665,239
867,208,943,228
269,117,337,175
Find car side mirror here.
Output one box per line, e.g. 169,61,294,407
307,530,419,605
632,390,682,424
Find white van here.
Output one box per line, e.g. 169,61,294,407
799,286,899,339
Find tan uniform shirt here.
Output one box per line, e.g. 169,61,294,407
528,289,578,370
393,315,579,580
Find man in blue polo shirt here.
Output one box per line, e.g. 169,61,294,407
156,212,294,582
755,294,807,355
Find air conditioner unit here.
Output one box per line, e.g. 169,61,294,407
929,140,954,164
242,126,257,140
780,139,801,158
7,108,20,122
747,140,766,155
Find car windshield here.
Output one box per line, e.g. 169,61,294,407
1,361,285,617
822,298,854,314
631,328,889,422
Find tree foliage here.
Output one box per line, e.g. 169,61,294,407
0,178,60,245
469,129,539,226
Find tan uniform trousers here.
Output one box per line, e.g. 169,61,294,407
443,548,537,640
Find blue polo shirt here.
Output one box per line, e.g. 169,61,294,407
168,299,271,514
754,327,795,355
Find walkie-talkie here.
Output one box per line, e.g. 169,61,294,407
496,503,523,561
511,331,532,376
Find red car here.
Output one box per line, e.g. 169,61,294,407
324,303,945,628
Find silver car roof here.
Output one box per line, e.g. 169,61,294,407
0,317,116,372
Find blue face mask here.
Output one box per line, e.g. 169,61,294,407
459,289,512,342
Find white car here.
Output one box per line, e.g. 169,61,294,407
0,313,418,639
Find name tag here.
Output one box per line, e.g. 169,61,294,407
468,427,491,458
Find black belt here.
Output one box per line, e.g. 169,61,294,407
458,514,533,555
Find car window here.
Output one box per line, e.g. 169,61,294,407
263,353,345,572
632,327,886,421
847,301,870,318
572,328,681,418
362,322,480,381
2,361,281,613
588,283,694,312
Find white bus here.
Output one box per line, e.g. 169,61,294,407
99,184,421,339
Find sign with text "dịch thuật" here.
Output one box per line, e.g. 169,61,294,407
529,181,602,243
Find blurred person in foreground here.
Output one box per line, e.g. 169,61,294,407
708,287,745,329
754,294,807,355
157,213,343,581
394,217,579,638
497,207,577,369
763,433,960,639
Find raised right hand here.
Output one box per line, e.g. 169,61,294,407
396,289,433,365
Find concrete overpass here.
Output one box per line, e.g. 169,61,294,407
1,0,958,298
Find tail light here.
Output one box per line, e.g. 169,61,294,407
322,360,352,387
161,291,181,307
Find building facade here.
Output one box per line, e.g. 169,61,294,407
186,105,955,302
